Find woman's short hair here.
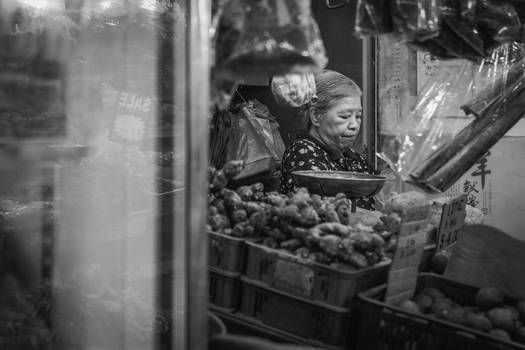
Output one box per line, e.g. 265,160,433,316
302,69,361,130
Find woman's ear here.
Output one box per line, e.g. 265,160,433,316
310,107,321,127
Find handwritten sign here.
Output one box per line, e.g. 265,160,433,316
437,195,467,250
385,204,430,304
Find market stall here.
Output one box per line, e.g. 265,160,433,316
207,0,525,349
1,0,525,349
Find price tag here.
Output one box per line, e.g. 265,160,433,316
385,204,430,304
437,194,467,250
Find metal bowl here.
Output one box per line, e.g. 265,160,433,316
291,170,386,198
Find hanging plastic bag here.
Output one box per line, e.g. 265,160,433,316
380,45,525,193
390,0,441,41
379,59,476,185
459,0,478,26
270,73,316,107
354,0,393,38
476,0,522,50
406,0,486,61
462,42,525,117
224,100,285,179
218,0,328,80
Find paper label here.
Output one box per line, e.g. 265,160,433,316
273,260,314,297
385,205,430,303
385,266,419,304
437,194,467,250
390,231,427,270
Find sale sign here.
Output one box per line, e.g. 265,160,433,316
109,91,155,146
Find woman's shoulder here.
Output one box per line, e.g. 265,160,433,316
285,135,324,155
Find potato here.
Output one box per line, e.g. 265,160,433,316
231,209,248,224
222,160,245,179
297,206,320,227
262,236,279,249
210,170,228,192
209,214,230,231
222,189,242,212
250,182,264,193
348,252,370,269
249,210,269,234
318,234,341,257
236,186,253,201
295,247,311,259
280,238,302,251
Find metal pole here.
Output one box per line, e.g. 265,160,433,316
362,36,378,170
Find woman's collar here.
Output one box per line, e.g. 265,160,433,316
305,131,343,160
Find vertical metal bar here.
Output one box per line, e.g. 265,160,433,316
41,167,54,327
156,3,176,350
185,0,210,350
362,36,378,170
172,1,188,349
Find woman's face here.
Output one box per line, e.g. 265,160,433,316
315,96,362,151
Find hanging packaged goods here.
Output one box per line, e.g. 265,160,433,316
270,73,316,108
213,0,328,80
355,0,525,61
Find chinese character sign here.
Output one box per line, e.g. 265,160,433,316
447,151,492,216
386,205,430,304
437,195,467,250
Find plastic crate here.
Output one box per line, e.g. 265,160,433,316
210,307,345,350
238,276,353,348
354,273,525,350
208,231,249,273
244,240,391,307
209,267,241,311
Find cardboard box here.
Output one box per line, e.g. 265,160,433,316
445,137,525,240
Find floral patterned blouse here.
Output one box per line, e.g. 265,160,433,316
279,134,375,210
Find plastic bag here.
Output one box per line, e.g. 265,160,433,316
476,0,522,50
459,0,478,26
270,73,316,107
409,0,486,61
218,0,328,79
380,46,525,193
224,100,285,179
390,0,441,41
354,0,393,38
462,42,525,117
379,60,475,183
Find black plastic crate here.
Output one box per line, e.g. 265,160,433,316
354,273,525,350
209,267,241,311
244,240,392,308
238,276,353,348
208,231,249,273
212,309,346,350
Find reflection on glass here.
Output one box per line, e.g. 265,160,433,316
0,1,185,349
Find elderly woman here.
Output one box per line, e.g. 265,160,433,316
279,70,375,210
